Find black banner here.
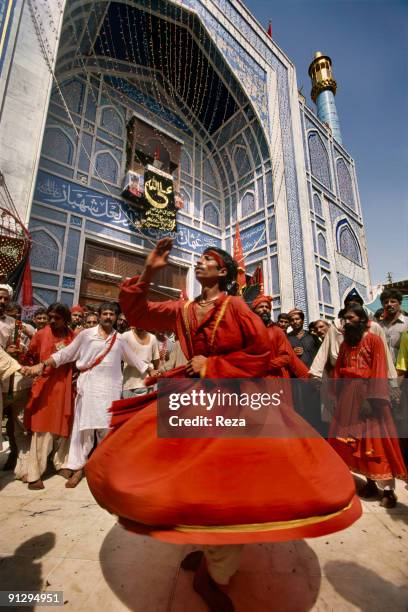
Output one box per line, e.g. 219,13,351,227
140,168,177,232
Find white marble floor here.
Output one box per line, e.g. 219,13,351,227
0,450,407,612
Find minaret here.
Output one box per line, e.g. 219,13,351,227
308,51,342,144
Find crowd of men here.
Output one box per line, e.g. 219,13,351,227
0,281,407,505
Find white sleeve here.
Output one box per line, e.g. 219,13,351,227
309,333,330,378
52,333,82,367
121,339,149,375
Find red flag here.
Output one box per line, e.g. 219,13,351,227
256,265,264,293
233,223,246,294
267,21,272,38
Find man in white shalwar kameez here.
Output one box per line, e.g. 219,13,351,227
32,302,148,487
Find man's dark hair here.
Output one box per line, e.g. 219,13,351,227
47,303,71,325
277,313,289,322
380,289,402,305
6,302,22,316
34,307,47,316
374,308,384,321
202,247,238,292
344,303,369,327
98,301,120,316
308,321,316,332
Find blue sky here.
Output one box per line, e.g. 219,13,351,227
245,0,407,285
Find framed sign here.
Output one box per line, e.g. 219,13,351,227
140,165,177,232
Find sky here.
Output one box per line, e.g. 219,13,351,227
244,0,408,286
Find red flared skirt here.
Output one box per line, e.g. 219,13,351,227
329,381,407,481
86,391,361,545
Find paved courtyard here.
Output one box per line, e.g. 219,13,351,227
0,448,407,612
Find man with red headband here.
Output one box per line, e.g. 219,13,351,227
86,239,361,612
251,295,309,379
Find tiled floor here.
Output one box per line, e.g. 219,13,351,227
1,450,407,611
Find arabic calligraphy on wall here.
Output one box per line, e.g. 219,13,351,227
241,223,266,252
34,170,221,253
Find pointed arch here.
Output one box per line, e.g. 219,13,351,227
30,228,61,270
317,232,328,258
100,105,124,136
308,131,331,189
94,150,119,184
203,201,220,227
241,190,256,217
42,126,75,165
336,219,362,265
322,275,332,304
336,158,355,209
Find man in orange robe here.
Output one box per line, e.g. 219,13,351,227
86,239,361,612
251,295,309,379
329,304,407,508
24,303,75,489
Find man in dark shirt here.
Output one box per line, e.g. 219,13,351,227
287,309,319,367
287,309,321,431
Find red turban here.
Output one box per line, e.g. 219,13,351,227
251,295,272,310
70,305,85,314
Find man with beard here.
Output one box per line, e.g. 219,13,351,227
251,296,309,379
23,303,75,489
70,305,85,335
310,289,397,381
116,312,129,334
329,304,407,508
28,302,148,488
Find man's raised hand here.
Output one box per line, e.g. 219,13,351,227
146,238,173,272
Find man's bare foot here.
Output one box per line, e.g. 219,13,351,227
65,469,83,488
181,550,204,571
28,479,44,490
193,560,234,611
57,469,72,480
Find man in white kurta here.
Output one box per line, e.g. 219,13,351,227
37,303,148,487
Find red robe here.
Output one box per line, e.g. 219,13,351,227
329,333,407,481
266,324,309,378
86,278,361,545
24,326,75,437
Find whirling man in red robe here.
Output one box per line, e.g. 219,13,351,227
329,303,407,508
86,239,362,612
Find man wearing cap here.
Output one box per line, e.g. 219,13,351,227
70,305,85,335
287,308,321,428
251,295,309,379
287,308,319,368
